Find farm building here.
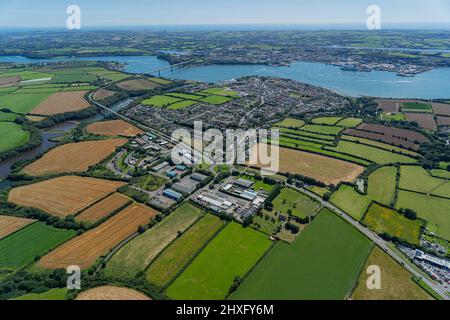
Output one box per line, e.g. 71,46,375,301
163,189,183,201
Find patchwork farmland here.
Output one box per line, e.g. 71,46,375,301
75,286,151,300
0,216,35,240
85,120,144,137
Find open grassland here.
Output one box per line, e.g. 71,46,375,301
105,203,203,278
399,166,450,199
146,214,225,288
8,176,126,218
300,124,343,135
367,166,397,205
250,144,365,185
75,193,131,223
396,190,450,241
142,95,180,107
39,203,157,270
330,185,371,221
166,222,272,300
430,169,450,179
201,87,238,97
341,135,419,157
0,92,52,114
168,100,197,110
116,78,159,91
232,209,372,300
86,120,143,137
311,117,343,125
327,141,417,164
49,69,96,84
0,216,35,240
0,122,30,153
0,111,18,121
199,95,233,105
336,118,363,128
0,70,54,81
0,223,76,271
363,204,423,245
11,288,68,300
148,77,172,85
132,175,167,192
22,138,127,176
352,247,432,300
31,91,91,115
76,286,150,300
275,118,305,128
272,188,321,218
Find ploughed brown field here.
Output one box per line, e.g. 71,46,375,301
116,78,159,91
357,123,428,143
437,116,450,127
0,76,20,88
30,91,91,115
8,176,126,218
75,193,131,223
76,286,151,300
22,138,127,177
431,102,450,116
375,99,400,113
344,128,420,151
404,113,437,131
93,89,114,101
0,216,35,240
249,143,365,185
86,120,144,137
39,203,158,270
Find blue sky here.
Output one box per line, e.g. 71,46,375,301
0,0,449,28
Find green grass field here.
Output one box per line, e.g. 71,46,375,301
311,117,343,125
0,122,30,153
148,77,172,85
132,174,167,192
0,222,75,271
145,214,225,288
168,100,197,110
381,113,406,122
396,190,450,241
363,203,423,245
300,124,343,135
430,169,450,179
399,166,450,199
0,111,18,122
239,175,277,193
200,95,233,105
232,209,372,300
201,87,238,97
272,188,321,219
166,222,272,300
10,288,68,300
105,203,203,277
331,185,371,221
327,141,417,164
401,102,432,113
275,118,305,128
0,71,54,81
142,95,181,107
279,128,336,141
367,166,397,205
167,93,203,100
352,247,432,300
0,92,53,114
341,135,419,157
336,118,363,128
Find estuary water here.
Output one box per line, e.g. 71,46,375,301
1,55,449,99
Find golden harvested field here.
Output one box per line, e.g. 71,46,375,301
8,176,126,218
0,76,20,88
116,78,159,91
0,216,35,240
86,120,143,137
30,91,91,115
22,138,127,176
250,143,365,185
93,89,114,101
75,193,131,223
76,286,151,300
39,203,158,269
25,115,47,122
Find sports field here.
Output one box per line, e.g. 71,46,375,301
8,176,126,218
396,190,450,241
330,185,371,221
271,188,321,218
146,214,225,288
363,203,423,245
352,247,432,300
105,203,204,277
367,166,397,205
0,222,75,270
22,138,127,176
399,166,450,199
39,203,157,270
166,222,272,300
232,209,372,300
327,141,417,164
0,122,30,153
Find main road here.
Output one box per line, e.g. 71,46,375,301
289,184,449,300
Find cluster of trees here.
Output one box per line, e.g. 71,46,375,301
398,208,418,220
419,133,450,169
